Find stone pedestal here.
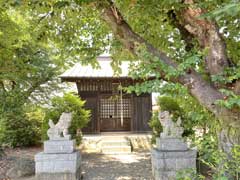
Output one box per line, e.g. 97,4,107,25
35,140,81,180
156,138,188,151
151,137,197,180
44,140,76,154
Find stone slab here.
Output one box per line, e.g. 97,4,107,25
152,169,177,180
156,137,188,151
35,151,81,174
44,140,75,154
49,136,71,141
151,148,197,159
36,168,81,180
152,156,196,171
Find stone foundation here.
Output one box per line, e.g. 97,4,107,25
36,170,81,180
35,140,81,180
151,138,197,180
35,151,81,173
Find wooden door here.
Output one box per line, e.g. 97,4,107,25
81,95,98,133
100,95,131,132
132,93,152,132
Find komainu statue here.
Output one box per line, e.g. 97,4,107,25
47,112,72,140
158,111,184,138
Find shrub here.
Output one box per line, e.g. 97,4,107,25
43,92,90,145
0,106,43,147
25,105,45,145
149,96,195,144
158,96,182,119
148,111,162,144
159,96,194,136
0,91,43,147
197,135,240,179
176,168,205,180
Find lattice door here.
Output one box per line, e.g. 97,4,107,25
100,95,131,131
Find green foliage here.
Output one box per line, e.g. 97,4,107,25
0,113,35,147
0,92,44,147
0,91,90,147
25,105,45,144
115,0,186,60
0,1,238,179
15,0,110,65
149,95,200,144
200,2,240,20
43,93,90,144
176,168,205,180
211,67,240,85
158,96,182,118
0,4,73,147
201,144,240,179
196,134,219,165
158,96,195,137
215,89,240,109
192,131,240,179
148,111,162,144
0,6,65,104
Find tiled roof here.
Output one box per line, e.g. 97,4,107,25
60,56,130,79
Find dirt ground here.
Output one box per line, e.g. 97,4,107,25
0,147,153,180
0,147,41,180
81,152,152,180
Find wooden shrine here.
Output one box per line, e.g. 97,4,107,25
60,56,152,133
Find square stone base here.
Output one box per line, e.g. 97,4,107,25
36,169,81,180
156,138,188,151
35,151,81,180
151,148,197,180
44,140,76,154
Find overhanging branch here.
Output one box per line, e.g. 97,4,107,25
94,0,238,121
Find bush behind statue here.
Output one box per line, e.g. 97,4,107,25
42,92,90,145
0,92,43,147
149,96,194,144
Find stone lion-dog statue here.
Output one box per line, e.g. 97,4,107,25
47,112,72,140
158,111,184,138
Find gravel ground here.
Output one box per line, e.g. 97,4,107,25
0,148,153,180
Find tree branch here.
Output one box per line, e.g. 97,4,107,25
167,10,194,51
95,0,240,124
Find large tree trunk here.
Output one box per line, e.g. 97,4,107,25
181,0,230,77
95,1,240,149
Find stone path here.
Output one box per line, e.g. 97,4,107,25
0,148,152,180
81,152,153,180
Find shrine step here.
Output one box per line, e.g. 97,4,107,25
101,146,132,154
81,133,151,153
101,140,131,147
100,138,132,154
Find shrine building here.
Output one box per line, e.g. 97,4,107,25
60,56,152,134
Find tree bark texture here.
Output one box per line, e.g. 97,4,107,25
182,0,230,77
